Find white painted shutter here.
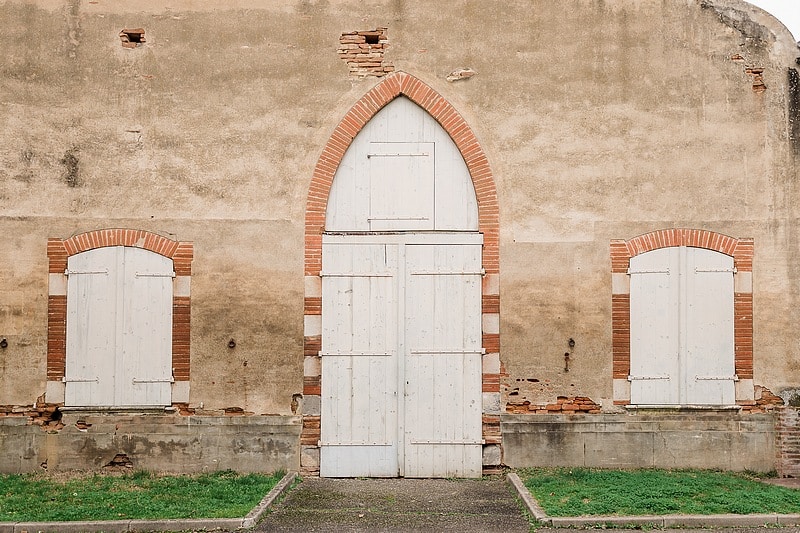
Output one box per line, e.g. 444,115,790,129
630,246,735,405
368,142,434,231
629,247,680,405
118,247,173,406
320,243,400,477
65,246,173,407
65,247,120,406
684,248,735,404
403,243,482,478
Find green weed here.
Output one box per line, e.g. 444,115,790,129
0,469,283,522
518,468,800,517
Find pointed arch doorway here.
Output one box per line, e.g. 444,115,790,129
303,73,500,478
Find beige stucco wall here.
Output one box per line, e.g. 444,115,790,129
0,0,798,415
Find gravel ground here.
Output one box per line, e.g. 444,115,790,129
253,476,531,532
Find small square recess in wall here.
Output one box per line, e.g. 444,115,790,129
120,28,146,48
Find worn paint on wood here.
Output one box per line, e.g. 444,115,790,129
66,246,173,407
320,236,482,477
629,246,735,405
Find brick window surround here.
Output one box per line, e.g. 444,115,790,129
46,229,193,402
610,229,754,405
302,71,501,471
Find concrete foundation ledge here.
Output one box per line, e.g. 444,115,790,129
0,414,302,473
540,512,799,529
0,471,297,533
501,412,775,471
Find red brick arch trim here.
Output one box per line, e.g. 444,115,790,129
304,71,499,276
610,229,754,403
46,229,194,384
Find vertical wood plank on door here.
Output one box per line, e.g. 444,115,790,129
404,243,482,478
66,247,119,406
119,247,173,406
630,247,680,405
685,248,735,404
321,243,399,477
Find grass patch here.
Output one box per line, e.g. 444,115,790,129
0,469,284,522
519,468,800,517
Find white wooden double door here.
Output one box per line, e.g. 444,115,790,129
320,234,483,477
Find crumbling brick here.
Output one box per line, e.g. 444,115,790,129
338,28,393,78
506,395,602,414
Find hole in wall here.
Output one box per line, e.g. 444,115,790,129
119,28,146,48
104,453,133,469
338,28,393,78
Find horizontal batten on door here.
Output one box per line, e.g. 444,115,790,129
320,272,393,277
410,440,484,445
410,349,483,355
319,351,394,357
320,442,393,446
135,271,176,278
409,270,483,276
367,152,430,158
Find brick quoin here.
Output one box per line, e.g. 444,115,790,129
46,229,194,385
610,229,753,388
304,71,501,466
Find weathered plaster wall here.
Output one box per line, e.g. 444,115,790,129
0,0,798,447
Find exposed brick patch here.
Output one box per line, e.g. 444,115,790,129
338,28,394,78
506,396,601,414
303,376,321,396
776,407,800,477
301,415,321,446
304,335,322,357
304,297,322,315
0,404,64,432
119,28,145,49
172,296,191,381
739,385,784,413
482,295,500,314
610,229,753,402
611,294,630,379
482,415,501,445
746,67,766,93
47,295,67,381
172,403,195,416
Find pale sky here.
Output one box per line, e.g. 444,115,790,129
745,0,800,41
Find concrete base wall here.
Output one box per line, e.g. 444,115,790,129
0,413,301,474
502,411,776,472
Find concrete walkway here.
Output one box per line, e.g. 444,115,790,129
254,476,531,532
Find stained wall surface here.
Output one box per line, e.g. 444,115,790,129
0,0,798,470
